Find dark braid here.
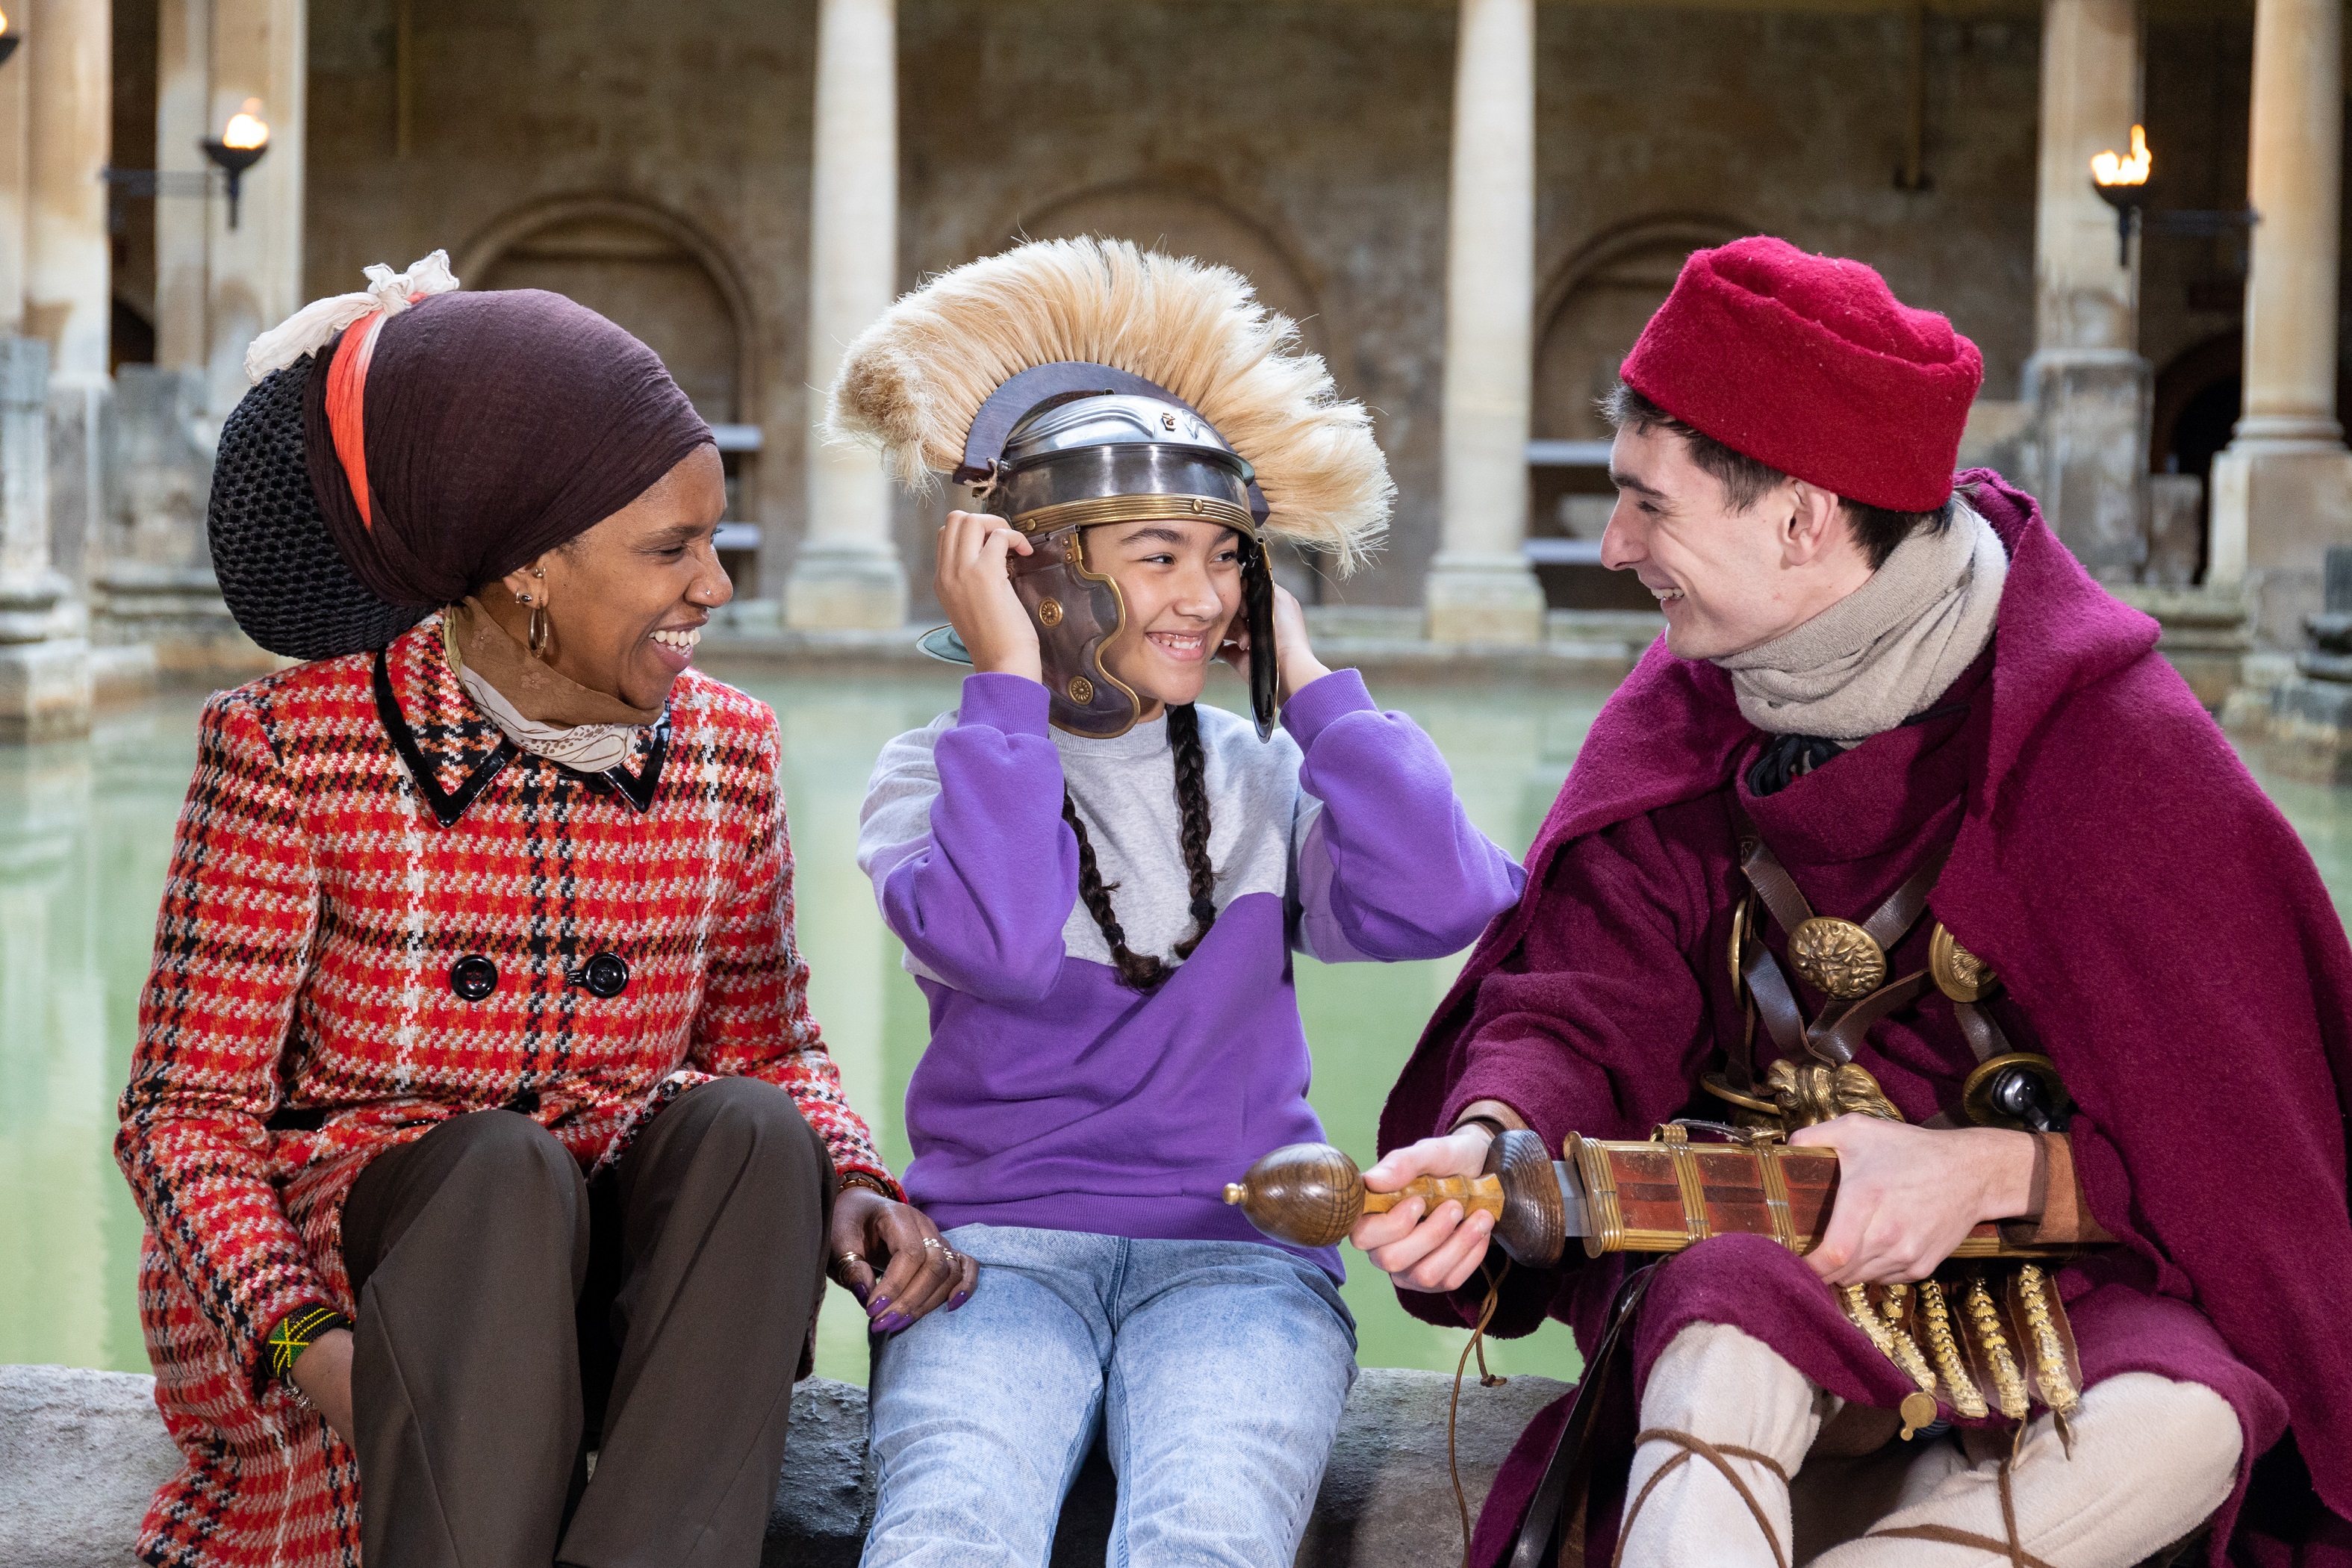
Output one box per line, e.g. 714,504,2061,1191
1060,703,1222,989
1168,703,1219,959
1063,791,1169,990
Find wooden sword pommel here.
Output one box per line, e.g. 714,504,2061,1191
1222,1131,1568,1266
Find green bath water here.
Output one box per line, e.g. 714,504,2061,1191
6,669,2345,1390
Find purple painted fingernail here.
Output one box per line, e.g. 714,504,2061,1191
948,1290,971,1310
875,1312,911,1334
865,1295,891,1317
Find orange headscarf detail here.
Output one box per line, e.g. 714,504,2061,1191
323,302,412,532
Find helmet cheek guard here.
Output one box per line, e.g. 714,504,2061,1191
949,361,1281,742
1007,522,1139,738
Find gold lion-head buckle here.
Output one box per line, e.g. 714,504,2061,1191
1788,915,1886,999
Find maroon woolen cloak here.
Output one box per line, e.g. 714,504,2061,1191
1380,473,2352,1566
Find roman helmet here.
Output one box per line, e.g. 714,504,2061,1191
827,237,1393,739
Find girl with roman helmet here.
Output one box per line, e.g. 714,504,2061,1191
831,237,1528,1567
114,254,959,1568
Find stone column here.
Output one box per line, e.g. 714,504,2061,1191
153,0,211,384
2207,0,2352,650
2020,0,2150,583
0,6,97,741
0,10,28,341
0,337,87,741
25,0,110,597
785,0,906,632
203,0,304,418
96,0,281,678
1425,0,1545,646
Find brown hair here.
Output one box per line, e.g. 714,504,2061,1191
1060,702,1219,990
1599,382,1951,570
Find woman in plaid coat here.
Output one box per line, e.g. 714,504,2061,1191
115,258,969,1568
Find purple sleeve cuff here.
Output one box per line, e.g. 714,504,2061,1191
956,671,1051,738
1289,675,1526,962
1280,668,1375,749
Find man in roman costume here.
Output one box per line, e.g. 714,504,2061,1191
1363,237,2351,1567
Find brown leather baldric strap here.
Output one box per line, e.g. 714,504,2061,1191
1737,915,1810,1064
1732,806,1955,1068
1610,1430,1793,1568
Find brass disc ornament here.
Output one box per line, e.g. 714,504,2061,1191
1929,924,1999,1002
1788,916,1888,1000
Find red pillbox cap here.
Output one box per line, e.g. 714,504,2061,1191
1620,236,1985,513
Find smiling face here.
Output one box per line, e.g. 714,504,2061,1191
1600,423,1873,660
1089,516,1245,718
496,444,732,709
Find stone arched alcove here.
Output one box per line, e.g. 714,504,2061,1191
1533,213,1753,441
456,196,757,426
1009,181,1334,373
455,196,765,582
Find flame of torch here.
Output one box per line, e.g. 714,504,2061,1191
223,99,269,152
2091,124,2151,188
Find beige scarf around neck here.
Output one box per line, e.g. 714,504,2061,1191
1713,495,2007,744
442,598,659,774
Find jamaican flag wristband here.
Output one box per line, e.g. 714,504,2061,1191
267,1305,352,1386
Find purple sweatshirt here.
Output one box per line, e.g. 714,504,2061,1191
857,668,1526,1274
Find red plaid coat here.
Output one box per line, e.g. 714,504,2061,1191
114,617,893,1568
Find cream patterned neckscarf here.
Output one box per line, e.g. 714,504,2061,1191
1713,496,2007,744
442,600,656,774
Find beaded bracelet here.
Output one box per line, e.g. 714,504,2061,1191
267,1305,353,1386
837,1170,898,1202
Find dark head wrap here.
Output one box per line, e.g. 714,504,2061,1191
210,287,712,661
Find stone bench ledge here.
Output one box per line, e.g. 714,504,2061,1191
0,1362,1567,1568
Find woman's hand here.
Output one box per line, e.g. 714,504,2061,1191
1219,581,1331,704
1347,1127,1499,1293
1789,1116,2038,1284
290,1328,357,1447
830,1185,977,1334
934,511,1041,684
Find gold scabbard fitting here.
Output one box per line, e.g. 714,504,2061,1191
1929,924,2000,1001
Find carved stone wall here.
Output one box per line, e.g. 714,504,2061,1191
297,0,2268,615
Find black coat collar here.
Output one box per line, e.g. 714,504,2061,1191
370,624,670,828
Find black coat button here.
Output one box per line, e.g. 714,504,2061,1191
567,951,630,999
449,954,499,1001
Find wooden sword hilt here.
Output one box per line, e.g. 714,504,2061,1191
1222,1134,1568,1266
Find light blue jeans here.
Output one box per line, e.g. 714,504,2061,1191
859,1223,1358,1568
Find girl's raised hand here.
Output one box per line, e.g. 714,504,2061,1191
935,511,1042,684
1219,580,1331,703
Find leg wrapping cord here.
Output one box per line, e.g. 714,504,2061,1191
1613,1431,1793,1568
1815,1371,2241,1568
1614,1323,1824,1568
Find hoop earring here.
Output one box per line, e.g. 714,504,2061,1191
528,603,552,659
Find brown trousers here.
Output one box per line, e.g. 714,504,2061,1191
340,1076,833,1568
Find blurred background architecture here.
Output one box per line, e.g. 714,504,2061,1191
0,0,2342,739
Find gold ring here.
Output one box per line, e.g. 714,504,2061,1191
921,1236,942,1251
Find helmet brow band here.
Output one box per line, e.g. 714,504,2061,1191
1012,493,1258,538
